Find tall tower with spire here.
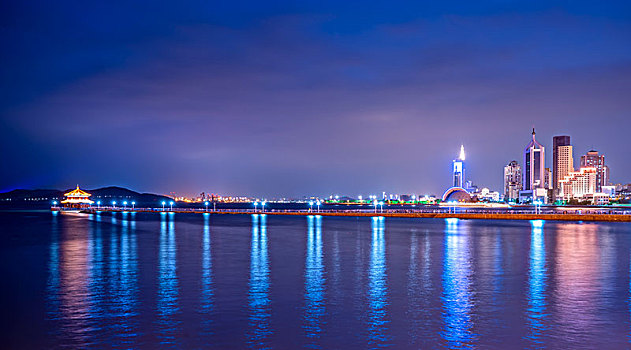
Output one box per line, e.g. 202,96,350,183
522,128,546,199
453,145,466,188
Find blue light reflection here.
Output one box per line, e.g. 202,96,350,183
157,212,180,345
303,215,325,347
367,217,390,346
525,220,547,346
441,218,475,348
201,213,214,330
247,214,271,348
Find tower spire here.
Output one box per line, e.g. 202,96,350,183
459,144,465,161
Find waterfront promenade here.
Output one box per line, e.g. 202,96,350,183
55,207,631,222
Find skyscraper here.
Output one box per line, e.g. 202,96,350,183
580,150,608,191
552,135,573,200
520,128,546,202
503,160,521,202
452,145,465,188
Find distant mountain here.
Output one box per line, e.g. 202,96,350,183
0,186,172,206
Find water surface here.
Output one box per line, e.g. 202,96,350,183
1,211,630,348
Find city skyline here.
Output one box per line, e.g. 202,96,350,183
1,1,630,197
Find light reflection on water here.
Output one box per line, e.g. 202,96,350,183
303,215,326,348
200,213,214,332
525,220,547,347
441,218,475,348
29,212,631,348
367,216,390,347
247,214,271,349
157,212,180,345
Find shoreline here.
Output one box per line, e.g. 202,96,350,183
56,208,631,223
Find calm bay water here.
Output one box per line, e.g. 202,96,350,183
1,210,631,349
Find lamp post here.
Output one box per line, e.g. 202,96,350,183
309,201,313,212
170,201,174,211
534,200,542,215
97,201,101,209
379,201,384,213
316,200,321,213
205,201,209,212
162,201,166,211
131,201,135,210
123,201,128,210
261,201,266,213
373,200,378,213
52,201,57,208
112,201,117,209
254,201,259,212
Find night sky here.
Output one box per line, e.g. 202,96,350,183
1,1,630,197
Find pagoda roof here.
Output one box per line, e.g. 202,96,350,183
64,185,92,198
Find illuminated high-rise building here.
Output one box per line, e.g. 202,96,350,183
553,135,573,200
452,145,465,188
580,150,608,191
503,160,521,202
523,129,545,190
520,129,546,202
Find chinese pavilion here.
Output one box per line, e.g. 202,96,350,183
60,185,94,209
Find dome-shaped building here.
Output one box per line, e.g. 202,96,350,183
442,187,472,202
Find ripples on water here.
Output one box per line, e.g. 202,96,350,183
1,211,631,348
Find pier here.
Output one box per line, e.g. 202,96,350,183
53,207,631,223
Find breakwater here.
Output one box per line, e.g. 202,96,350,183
59,207,631,223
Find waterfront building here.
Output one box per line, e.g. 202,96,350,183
503,160,521,202
580,150,608,191
477,188,501,202
552,135,573,200
60,185,94,209
520,129,546,203
452,145,466,188
601,185,616,198
559,167,597,202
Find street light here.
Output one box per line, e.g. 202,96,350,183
112,201,117,209
373,200,378,213
254,201,259,212
534,200,542,215
205,201,209,211
97,201,101,209
162,201,166,211
261,201,266,213
316,200,321,213
123,201,128,210
379,201,384,213
170,201,174,211
131,201,135,210
52,201,57,207
309,201,314,212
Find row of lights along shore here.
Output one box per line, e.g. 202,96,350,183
51,199,393,213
